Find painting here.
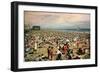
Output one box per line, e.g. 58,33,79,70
24,11,90,61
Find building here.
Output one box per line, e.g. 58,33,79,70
32,26,40,30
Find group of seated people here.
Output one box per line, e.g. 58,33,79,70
47,42,86,61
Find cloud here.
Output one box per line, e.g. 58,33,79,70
24,11,90,29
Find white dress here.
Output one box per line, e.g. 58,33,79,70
34,42,37,50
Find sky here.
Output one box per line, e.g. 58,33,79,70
24,11,90,29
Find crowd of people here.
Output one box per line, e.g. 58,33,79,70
24,30,90,61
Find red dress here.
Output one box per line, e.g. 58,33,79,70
63,45,69,54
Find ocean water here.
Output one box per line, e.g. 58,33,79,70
50,29,90,32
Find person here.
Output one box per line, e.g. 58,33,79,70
77,48,85,55
56,49,62,60
76,39,80,49
63,43,69,55
49,47,54,60
67,49,73,59
47,46,51,59
73,56,80,59
34,41,38,50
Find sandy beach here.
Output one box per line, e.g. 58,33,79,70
24,29,90,61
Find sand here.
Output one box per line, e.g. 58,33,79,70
24,30,90,61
